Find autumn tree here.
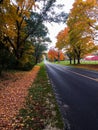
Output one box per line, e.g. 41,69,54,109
56,27,76,64
48,48,65,62
48,48,56,61
0,0,68,72
67,0,98,64
55,0,98,64
88,0,98,42
56,27,69,50
57,50,65,62
0,0,14,73
0,0,36,71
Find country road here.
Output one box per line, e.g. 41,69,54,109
45,61,98,130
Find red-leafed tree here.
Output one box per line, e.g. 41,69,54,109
48,48,57,61
48,48,65,62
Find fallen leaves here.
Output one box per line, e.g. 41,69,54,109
0,64,64,130
10,64,64,130
0,66,40,130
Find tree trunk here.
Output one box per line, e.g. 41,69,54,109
77,56,80,64
0,0,3,4
73,57,76,64
69,58,72,64
58,51,60,63
35,57,38,64
0,67,2,76
77,50,81,64
0,64,3,76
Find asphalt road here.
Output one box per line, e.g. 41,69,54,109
45,61,98,130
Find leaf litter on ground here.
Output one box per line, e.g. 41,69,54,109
0,66,40,130
0,64,64,130
11,64,64,130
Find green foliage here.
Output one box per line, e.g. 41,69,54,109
0,44,8,74
0,42,16,74
18,59,35,71
15,41,35,70
33,43,47,64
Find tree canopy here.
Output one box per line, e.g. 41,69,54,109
48,48,65,62
56,0,98,64
0,0,68,73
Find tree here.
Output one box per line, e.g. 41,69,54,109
56,27,69,50
0,0,35,70
0,0,68,72
88,0,98,42
0,42,11,74
33,42,47,64
55,0,98,64
48,48,56,62
48,48,65,62
57,50,65,62
67,0,98,64
26,12,51,64
0,0,3,4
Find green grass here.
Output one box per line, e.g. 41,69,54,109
81,60,98,64
54,60,70,65
12,62,64,130
54,60,98,65
53,60,98,71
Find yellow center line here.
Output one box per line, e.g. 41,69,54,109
67,69,98,82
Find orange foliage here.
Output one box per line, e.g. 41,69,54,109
48,48,57,61
59,51,65,61
0,66,40,129
56,27,69,41
48,48,65,61
87,0,98,5
56,27,69,49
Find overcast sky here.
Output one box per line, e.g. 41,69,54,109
46,0,75,49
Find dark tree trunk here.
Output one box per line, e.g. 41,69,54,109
77,50,81,64
0,0,3,4
69,58,72,64
58,51,60,63
73,57,76,64
0,66,2,76
77,56,81,64
35,57,38,64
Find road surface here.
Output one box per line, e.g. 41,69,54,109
45,61,98,130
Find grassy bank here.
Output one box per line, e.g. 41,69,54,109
12,63,64,130
54,60,98,65
54,60,98,71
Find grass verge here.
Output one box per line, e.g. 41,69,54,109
71,64,98,71
12,63,64,130
54,61,98,71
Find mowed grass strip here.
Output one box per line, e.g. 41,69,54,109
12,63,64,130
54,60,98,71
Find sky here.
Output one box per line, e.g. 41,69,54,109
46,0,75,49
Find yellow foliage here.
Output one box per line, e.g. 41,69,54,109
0,0,35,50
